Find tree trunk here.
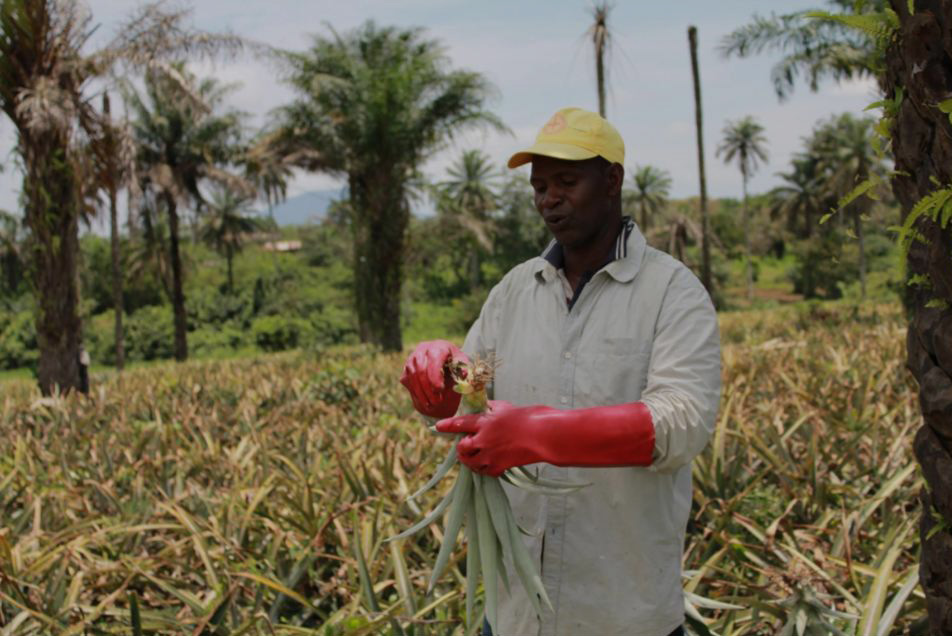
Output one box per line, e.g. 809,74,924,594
596,47,606,118
885,3,952,633
351,172,407,352
226,243,234,293
640,200,648,234
109,173,124,371
467,249,481,291
742,171,753,301
688,26,713,299
103,92,124,372
854,208,867,301
24,142,83,395
165,193,188,361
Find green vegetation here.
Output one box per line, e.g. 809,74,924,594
719,0,885,100
2,0,948,628
270,21,504,353
0,304,922,634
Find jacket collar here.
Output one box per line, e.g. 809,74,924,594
533,217,646,284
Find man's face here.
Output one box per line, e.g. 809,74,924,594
529,155,622,250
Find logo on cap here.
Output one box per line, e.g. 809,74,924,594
541,112,567,135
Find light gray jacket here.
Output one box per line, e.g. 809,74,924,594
462,223,721,636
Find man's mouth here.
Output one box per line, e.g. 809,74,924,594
544,214,568,230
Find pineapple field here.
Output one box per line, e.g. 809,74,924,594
0,302,925,635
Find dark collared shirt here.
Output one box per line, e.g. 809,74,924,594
540,217,635,310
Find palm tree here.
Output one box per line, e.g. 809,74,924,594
716,116,768,301
769,156,825,239
0,0,94,392
688,25,714,298
87,92,138,371
125,67,247,361
586,2,613,117
126,197,173,299
808,113,882,300
440,149,498,289
493,174,551,274
198,189,263,292
275,21,504,351
884,2,952,629
244,129,292,229
719,0,885,100
625,165,671,233
0,0,242,394
443,149,497,218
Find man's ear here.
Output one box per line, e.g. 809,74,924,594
606,162,625,197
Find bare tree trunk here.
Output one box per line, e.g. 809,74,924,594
742,172,753,301
467,250,480,291
596,46,606,118
103,93,124,372
165,193,188,361
688,26,713,299
640,200,648,234
109,175,124,371
854,209,867,301
885,2,952,633
226,243,234,293
25,142,83,395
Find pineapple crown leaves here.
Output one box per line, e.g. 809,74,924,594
449,355,496,396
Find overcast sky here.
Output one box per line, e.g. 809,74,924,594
0,0,878,219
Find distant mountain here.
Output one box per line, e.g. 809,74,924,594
256,189,344,227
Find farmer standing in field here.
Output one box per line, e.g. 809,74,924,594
400,107,721,636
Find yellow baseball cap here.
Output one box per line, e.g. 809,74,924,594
507,107,625,169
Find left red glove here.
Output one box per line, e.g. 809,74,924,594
435,401,655,477
400,340,470,418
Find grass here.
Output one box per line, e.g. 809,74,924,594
0,368,32,383
402,302,465,346
0,301,926,635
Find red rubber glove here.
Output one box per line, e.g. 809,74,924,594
400,340,471,418
435,402,655,477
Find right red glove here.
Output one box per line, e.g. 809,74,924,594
400,340,471,418
435,401,655,477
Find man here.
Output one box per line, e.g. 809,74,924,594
400,107,721,636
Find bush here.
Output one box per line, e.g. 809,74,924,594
0,310,37,370
309,306,358,348
190,325,251,357
126,305,175,361
188,288,253,327
85,312,117,366
252,315,309,352
449,288,489,335
788,231,857,300
403,301,463,345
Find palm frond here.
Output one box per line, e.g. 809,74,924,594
719,5,879,99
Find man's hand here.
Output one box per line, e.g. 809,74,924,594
437,401,657,476
436,401,544,476
400,340,470,418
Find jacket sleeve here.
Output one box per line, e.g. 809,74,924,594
640,266,721,473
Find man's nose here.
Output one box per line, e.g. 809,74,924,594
540,188,562,210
